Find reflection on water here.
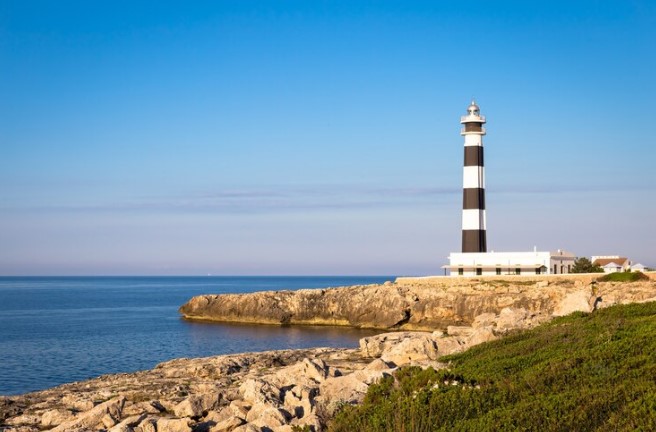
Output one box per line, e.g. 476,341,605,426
182,319,380,355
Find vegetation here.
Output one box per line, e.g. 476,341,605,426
597,271,650,283
329,302,656,432
570,257,604,273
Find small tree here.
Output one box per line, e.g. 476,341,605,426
570,257,604,273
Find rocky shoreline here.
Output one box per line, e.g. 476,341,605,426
2,276,656,432
179,274,656,330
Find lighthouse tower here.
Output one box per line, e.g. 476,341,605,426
460,101,487,253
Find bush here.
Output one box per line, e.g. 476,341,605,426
329,302,656,432
598,272,650,282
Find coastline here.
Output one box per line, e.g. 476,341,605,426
3,274,656,431
179,273,656,330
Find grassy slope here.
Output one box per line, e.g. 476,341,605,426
329,302,656,432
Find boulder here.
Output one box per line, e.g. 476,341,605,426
446,326,474,337
495,307,529,333
239,379,281,405
61,395,95,412
466,326,497,347
209,415,245,432
471,312,497,328
273,358,330,388
101,412,118,429
135,418,157,432
380,333,439,366
318,373,371,416
246,402,289,429
553,290,592,316
173,393,221,417
360,331,430,357
364,358,394,371
40,409,74,427
232,423,261,432
108,414,147,432
434,336,465,356
50,396,125,432
156,417,192,432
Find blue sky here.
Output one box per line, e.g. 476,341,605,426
1,0,655,275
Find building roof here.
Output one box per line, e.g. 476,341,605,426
593,257,629,267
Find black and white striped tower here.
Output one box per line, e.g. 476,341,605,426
460,100,487,253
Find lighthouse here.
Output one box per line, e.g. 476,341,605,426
460,101,487,253
444,101,575,276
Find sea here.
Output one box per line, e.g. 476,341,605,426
0,276,393,396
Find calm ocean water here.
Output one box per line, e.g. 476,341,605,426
0,276,392,396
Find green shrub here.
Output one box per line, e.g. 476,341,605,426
329,302,656,432
598,272,650,282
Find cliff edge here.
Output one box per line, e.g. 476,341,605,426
179,274,656,331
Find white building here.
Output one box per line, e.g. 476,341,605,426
445,250,576,276
592,256,631,273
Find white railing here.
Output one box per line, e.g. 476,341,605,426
460,115,486,123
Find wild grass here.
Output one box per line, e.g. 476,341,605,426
329,301,656,432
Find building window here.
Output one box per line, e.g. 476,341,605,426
535,267,541,275
515,268,521,275
476,268,482,276
458,268,463,276
568,265,571,273
553,264,558,274
496,268,501,275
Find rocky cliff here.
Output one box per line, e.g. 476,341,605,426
179,275,656,331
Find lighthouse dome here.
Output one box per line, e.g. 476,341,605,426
467,101,480,115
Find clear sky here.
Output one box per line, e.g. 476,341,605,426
1,0,655,275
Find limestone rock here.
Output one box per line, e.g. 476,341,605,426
173,392,221,417
50,396,125,432
180,277,656,331
495,307,529,333
318,372,374,416
364,358,394,371
5,413,41,426
446,326,474,337
434,336,466,357
40,408,74,427
108,414,147,432
61,395,95,411
360,331,429,357
239,379,281,405
156,417,192,432
209,415,245,432
472,312,496,328
290,412,321,431
553,290,592,316
272,358,329,388
466,326,497,347
232,424,261,432
246,402,288,428
380,333,438,366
